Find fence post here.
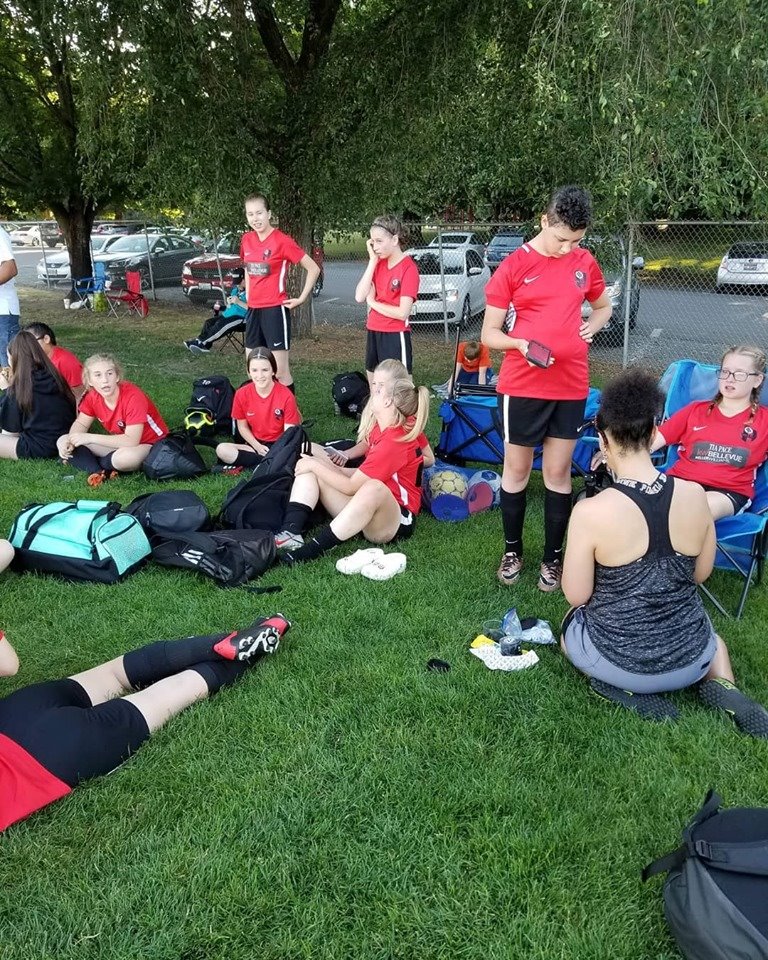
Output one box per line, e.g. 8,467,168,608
437,223,450,343
143,222,157,300
39,235,51,289
212,228,224,293
622,223,634,368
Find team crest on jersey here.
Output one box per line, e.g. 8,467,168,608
263,249,272,259
117,420,126,429
274,408,284,418
574,270,586,289
391,278,401,291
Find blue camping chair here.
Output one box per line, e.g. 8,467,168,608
658,358,768,618
73,262,117,316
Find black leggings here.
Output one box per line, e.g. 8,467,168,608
0,632,246,788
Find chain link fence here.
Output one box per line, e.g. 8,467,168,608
6,216,768,377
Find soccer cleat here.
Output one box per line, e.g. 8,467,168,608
698,678,768,739
589,678,679,721
497,551,523,586
189,340,211,354
213,614,291,661
274,530,304,550
538,559,562,593
86,470,119,487
211,463,243,476
183,338,196,350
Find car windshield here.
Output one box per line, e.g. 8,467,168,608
106,236,154,253
217,235,240,254
490,234,524,250
91,236,113,252
439,234,472,245
729,243,768,259
411,250,463,275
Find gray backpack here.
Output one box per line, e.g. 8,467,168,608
643,790,768,959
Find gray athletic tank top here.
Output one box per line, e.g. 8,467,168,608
583,473,713,674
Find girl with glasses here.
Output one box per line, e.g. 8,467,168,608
651,345,768,519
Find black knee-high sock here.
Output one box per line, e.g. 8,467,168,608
190,659,249,694
285,524,342,562
282,501,313,535
123,633,229,690
543,488,572,563
500,488,526,556
98,452,115,472
233,449,262,468
70,446,103,474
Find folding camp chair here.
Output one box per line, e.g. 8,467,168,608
107,270,150,318
215,321,245,354
658,358,768,618
73,263,117,315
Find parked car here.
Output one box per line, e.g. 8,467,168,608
484,228,526,271
428,231,486,257
95,233,200,288
407,247,491,326
716,242,768,291
581,236,644,346
36,234,124,284
181,235,242,302
9,222,63,247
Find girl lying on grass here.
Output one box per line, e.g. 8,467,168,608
56,354,169,486
275,359,434,563
561,368,768,737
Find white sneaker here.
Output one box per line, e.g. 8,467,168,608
274,530,304,550
360,553,407,581
335,548,385,575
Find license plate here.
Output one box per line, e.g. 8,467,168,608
197,282,212,289
744,263,757,271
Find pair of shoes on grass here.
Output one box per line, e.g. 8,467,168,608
211,463,243,476
184,338,211,354
336,548,406,581
87,470,119,487
589,676,768,738
496,553,562,593
213,614,291,661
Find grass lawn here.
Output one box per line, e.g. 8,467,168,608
1,292,767,959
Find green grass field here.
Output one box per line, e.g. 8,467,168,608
1,292,767,959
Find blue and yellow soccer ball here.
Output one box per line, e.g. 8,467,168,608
428,469,469,501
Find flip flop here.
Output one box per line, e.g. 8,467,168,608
467,480,494,515
335,548,385,575
360,552,407,581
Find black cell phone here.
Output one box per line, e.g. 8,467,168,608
526,340,552,368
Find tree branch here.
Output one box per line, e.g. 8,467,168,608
248,0,298,91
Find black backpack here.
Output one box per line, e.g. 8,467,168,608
220,425,311,531
142,433,208,481
332,371,369,418
125,491,211,537
150,528,276,588
643,789,768,959
185,375,235,437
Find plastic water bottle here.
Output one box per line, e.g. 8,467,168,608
502,607,522,637
213,300,222,316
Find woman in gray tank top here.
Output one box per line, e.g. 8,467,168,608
560,369,768,737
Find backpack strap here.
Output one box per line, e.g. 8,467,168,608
642,845,686,882
21,504,77,550
686,837,768,877
642,789,723,883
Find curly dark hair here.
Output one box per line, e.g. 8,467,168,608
596,368,663,450
546,185,592,231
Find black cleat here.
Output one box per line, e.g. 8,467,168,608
213,614,291,661
589,678,679,721
698,678,768,739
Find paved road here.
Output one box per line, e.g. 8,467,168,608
15,247,768,369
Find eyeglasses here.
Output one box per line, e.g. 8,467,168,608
717,369,760,382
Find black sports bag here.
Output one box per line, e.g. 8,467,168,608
125,491,211,537
150,528,276,588
185,375,235,437
332,371,369,418
142,433,207,481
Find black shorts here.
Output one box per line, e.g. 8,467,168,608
0,678,150,788
365,330,413,374
16,435,58,460
245,305,291,352
392,505,415,542
498,394,586,447
701,484,751,515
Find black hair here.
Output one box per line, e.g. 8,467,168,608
596,368,662,450
231,267,245,282
247,347,277,377
21,321,56,345
546,185,592,231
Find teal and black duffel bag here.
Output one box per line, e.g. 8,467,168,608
9,500,151,584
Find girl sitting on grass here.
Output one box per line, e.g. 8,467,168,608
561,368,768,737
0,331,76,461
276,359,434,562
213,347,301,474
57,354,168,485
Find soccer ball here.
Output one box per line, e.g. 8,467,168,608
469,469,502,505
428,469,468,500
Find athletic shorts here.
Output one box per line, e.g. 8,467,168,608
498,394,586,447
391,505,415,542
561,606,717,694
365,330,413,374
16,435,58,460
701,484,751,515
0,678,150,788
245,305,291,352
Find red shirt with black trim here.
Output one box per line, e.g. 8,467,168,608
0,733,71,832
79,381,168,446
50,345,82,389
367,256,419,333
231,381,301,443
661,401,768,498
485,243,606,400
240,229,306,308
458,341,491,374
359,423,427,513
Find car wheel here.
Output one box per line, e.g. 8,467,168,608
460,297,471,328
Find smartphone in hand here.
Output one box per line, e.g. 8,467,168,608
526,340,552,368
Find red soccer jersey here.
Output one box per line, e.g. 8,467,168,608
50,345,82,389
366,256,419,333
359,423,427,513
485,243,606,400
79,381,168,445
458,341,491,374
661,401,768,498
240,229,306,308
0,733,71,833
231,381,301,443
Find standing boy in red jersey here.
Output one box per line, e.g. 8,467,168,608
481,186,612,593
22,321,84,402
355,215,419,384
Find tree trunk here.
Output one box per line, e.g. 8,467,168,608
51,194,96,296
276,169,313,339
